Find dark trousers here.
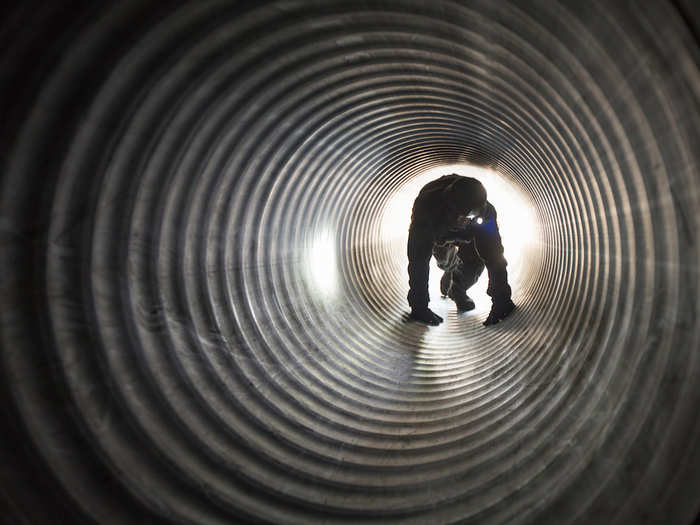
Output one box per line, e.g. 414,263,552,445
433,229,511,303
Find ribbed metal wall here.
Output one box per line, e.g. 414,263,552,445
1,1,699,523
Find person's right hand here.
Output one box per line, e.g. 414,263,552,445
410,307,444,325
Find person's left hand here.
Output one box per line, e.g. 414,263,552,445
484,299,516,326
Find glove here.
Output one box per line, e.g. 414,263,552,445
483,299,516,326
440,271,453,297
410,307,444,326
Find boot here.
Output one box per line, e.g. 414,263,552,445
449,289,475,312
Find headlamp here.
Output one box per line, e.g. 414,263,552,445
466,209,484,225
466,203,487,224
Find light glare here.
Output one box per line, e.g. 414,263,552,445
305,229,339,297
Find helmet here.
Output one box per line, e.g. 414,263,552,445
446,176,487,216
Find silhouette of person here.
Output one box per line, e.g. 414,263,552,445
407,174,515,326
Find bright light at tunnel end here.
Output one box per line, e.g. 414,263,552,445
382,164,540,314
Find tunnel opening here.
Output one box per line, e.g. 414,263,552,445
378,163,541,319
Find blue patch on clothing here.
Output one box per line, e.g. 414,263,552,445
479,217,498,235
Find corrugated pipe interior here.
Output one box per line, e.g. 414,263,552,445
1,2,699,524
